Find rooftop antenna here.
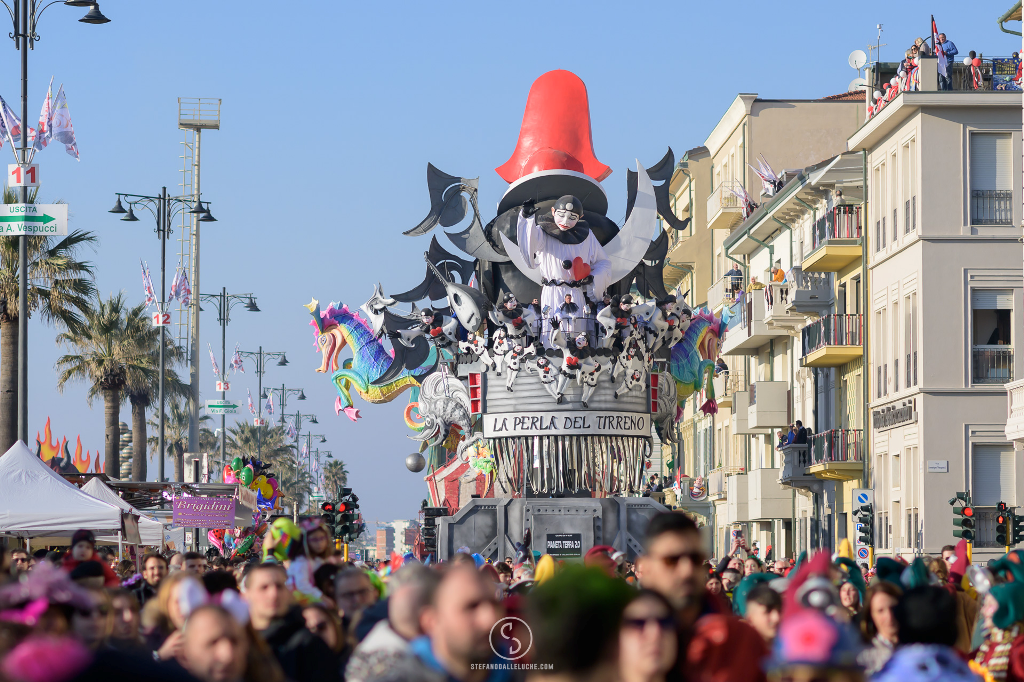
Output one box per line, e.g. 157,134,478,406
848,49,868,93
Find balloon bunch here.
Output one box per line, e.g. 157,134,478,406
226,456,281,511
224,526,262,561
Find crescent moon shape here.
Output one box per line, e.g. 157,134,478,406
498,230,545,286
604,161,658,284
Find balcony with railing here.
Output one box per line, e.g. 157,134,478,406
973,346,1014,385
707,179,746,231
803,206,863,273
719,292,790,356
708,275,743,313
971,190,1013,226
708,468,727,500
1005,379,1024,443
712,371,745,409
807,429,863,481
778,443,820,490
748,381,788,429
801,314,863,368
764,268,833,331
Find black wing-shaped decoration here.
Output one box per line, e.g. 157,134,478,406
372,335,434,386
446,193,509,263
424,256,492,332
608,230,670,300
404,163,479,237
626,148,691,233
392,236,478,303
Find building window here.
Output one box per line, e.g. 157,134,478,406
970,132,1013,226
893,301,899,392
974,444,1016,547
902,139,917,234
971,289,1014,384
892,452,900,489
892,208,897,243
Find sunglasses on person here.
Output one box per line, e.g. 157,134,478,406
622,616,675,631
655,551,706,568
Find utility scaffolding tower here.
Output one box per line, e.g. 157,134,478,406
178,97,221,453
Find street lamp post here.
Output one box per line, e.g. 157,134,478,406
264,385,306,428
236,347,287,460
300,431,327,514
2,0,111,447
198,287,258,472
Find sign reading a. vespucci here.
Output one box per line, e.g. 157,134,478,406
483,411,649,438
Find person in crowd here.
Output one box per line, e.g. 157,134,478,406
940,544,956,575
303,602,351,678
741,582,782,643
346,564,439,682
179,604,249,682
143,569,203,662
183,551,208,575
706,571,724,599
859,581,902,675
116,559,136,581
936,33,958,90
10,548,29,576
134,552,168,607
915,36,931,56
839,580,862,621
973,580,1024,681
107,588,145,653
169,552,184,572
335,566,380,621
242,562,341,682
714,357,728,376
314,563,341,608
71,587,114,650
764,609,864,682
494,562,513,588
743,556,763,576
636,511,768,682
618,588,678,682
62,530,120,587
287,518,334,602
721,567,741,596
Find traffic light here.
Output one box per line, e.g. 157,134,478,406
1014,511,1024,545
997,502,1012,545
854,503,874,546
952,505,975,541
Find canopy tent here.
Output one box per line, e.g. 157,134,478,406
0,441,123,538
82,478,166,546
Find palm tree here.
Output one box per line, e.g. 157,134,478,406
123,306,188,481
225,422,294,465
275,466,314,515
148,398,210,481
0,186,96,454
55,292,152,475
324,459,349,498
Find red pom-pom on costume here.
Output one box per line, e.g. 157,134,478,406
429,328,442,337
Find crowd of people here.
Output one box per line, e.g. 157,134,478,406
0,512,1019,682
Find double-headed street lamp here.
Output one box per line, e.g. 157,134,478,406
299,431,327,513
3,0,110,447
263,385,306,428
110,189,214,482
236,347,287,460
198,287,258,471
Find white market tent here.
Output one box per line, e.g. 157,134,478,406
82,477,166,546
0,441,123,538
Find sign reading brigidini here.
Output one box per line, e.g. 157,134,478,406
172,497,236,529
872,399,917,432
483,411,649,438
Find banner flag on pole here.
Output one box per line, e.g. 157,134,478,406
265,392,274,415
286,420,296,440
177,267,192,307
931,16,948,79
0,94,28,151
247,389,256,416
32,76,53,153
229,343,245,374
208,343,220,377
50,84,79,161
140,260,156,309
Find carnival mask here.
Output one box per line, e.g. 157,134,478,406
552,207,581,230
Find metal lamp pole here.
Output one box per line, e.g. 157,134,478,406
198,288,258,471
265,385,306,428
300,431,326,513
237,347,287,460
7,0,110,446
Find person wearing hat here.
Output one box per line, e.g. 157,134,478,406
517,194,611,346
62,529,120,587
488,292,536,345
972,581,1024,681
765,609,864,682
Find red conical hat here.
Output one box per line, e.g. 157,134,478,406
496,70,611,184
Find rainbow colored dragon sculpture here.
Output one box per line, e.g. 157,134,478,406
306,299,428,421
669,307,726,416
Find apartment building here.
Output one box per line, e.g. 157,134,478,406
849,87,1024,561
661,92,863,557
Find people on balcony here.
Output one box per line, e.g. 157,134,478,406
794,420,808,444
725,265,743,295
746,276,765,293
914,36,931,56
715,357,729,376
936,32,958,90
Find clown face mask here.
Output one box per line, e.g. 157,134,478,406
552,207,581,230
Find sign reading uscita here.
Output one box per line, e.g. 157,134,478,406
483,410,649,438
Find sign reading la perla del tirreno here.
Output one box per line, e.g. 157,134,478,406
483,410,649,438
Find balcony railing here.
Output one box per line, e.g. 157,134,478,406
971,189,1013,226
765,268,832,322
810,429,862,465
951,57,1022,91
1005,378,1024,442
708,468,726,498
974,346,1014,384
706,179,746,229
812,206,862,250
802,314,863,356
708,276,741,311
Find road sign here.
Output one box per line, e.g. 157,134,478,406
205,400,238,415
151,311,171,327
216,381,230,391
8,163,38,187
857,546,869,559
254,418,266,426
0,203,67,235
852,488,874,550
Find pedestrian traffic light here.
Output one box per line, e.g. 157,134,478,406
952,504,975,541
854,503,874,546
1014,511,1024,545
997,502,1013,545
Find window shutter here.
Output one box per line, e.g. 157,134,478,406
973,445,1015,506
971,133,1013,191
971,289,1014,309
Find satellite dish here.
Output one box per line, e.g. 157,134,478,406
848,50,868,70
848,77,868,92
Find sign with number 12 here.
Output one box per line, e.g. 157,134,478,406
151,311,171,327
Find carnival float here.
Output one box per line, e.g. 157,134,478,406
306,70,729,553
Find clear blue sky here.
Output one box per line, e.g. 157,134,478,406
11,1,1019,527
